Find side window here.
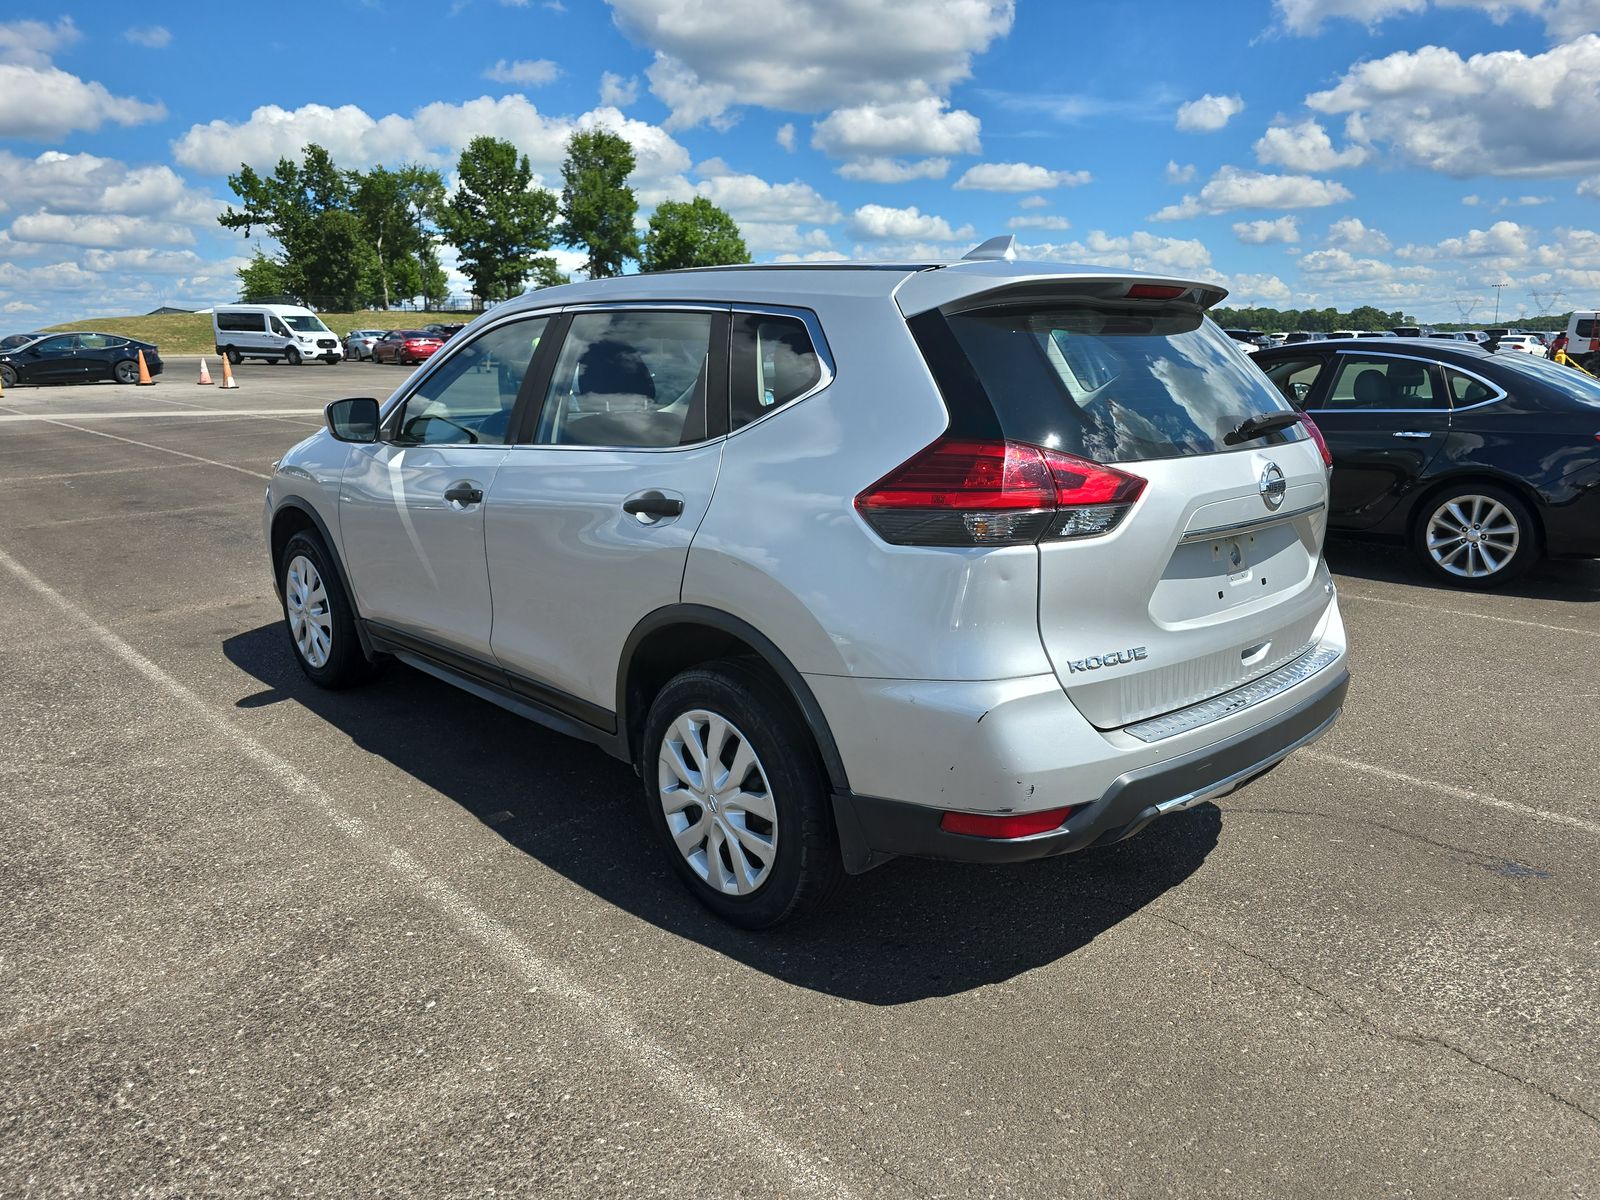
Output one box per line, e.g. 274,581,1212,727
34,335,76,353
1575,318,1596,340
217,311,265,333
270,319,291,338
1316,356,1444,412
730,312,824,430
1446,369,1497,407
1261,357,1325,407
78,334,112,350
392,316,549,446
536,310,716,448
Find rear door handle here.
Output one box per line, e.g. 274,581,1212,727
1392,431,1432,439
444,483,484,505
622,491,684,518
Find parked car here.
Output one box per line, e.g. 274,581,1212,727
1283,331,1322,344
423,322,466,342
343,329,387,361
214,304,343,365
0,332,163,388
263,248,1350,927
0,332,47,352
370,329,444,365
1254,338,1600,587
1355,331,1398,339
1495,334,1547,356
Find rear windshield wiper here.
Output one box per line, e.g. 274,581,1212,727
1225,411,1303,446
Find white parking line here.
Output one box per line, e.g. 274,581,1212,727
0,409,322,422
27,419,273,481
1301,749,1600,836
0,542,852,1200
1337,589,1600,640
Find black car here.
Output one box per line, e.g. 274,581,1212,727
0,332,47,353
1254,338,1600,588
0,332,163,388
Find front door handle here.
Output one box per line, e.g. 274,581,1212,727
622,491,685,518
1392,431,1432,439
443,483,484,505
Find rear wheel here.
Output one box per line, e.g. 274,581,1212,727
279,531,377,688
284,346,302,366
225,346,241,365
113,359,139,385
1414,484,1537,589
643,660,842,928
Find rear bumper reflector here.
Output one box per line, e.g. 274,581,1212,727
1122,645,1342,743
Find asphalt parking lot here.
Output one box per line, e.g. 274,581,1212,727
2,359,1597,1198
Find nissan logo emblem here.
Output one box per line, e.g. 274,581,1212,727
1259,462,1287,510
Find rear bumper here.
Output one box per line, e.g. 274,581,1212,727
832,663,1348,869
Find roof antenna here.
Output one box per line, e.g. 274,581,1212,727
961,235,1017,262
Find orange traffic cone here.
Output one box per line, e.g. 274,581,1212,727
197,356,213,385
219,355,238,389
136,349,155,386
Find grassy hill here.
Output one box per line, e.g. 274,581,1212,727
42,311,476,355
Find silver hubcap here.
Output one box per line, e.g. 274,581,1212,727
1426,495,1520,578
658,710,777,896
284,554,333,667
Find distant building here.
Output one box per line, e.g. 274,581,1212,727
146,306,194,316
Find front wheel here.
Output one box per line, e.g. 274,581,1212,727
1414,484,1538,588
1,364,18,389
284,346,302,366
279,531,378,688
643,660,842,929
113,359,139,385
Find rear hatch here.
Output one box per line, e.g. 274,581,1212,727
904,276,1333,730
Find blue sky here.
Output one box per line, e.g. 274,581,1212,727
2,0,1598,329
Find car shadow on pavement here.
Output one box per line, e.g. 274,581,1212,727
1325,536,1600,601
224,623,1220,1006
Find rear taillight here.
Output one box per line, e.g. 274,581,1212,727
854,437,1146,547
1299,413,1333,467
1125,283,1187,301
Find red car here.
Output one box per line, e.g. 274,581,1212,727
371,329,443,365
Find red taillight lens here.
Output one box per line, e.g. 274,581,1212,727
940,806,1079,839
1299,413,1333,467
856,437,1146,547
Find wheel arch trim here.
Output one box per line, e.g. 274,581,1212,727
617,604,852,795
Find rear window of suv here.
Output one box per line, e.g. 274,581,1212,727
911,307,1302,462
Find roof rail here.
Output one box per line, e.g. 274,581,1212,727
961,235,1017,262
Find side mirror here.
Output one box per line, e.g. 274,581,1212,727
326,396,380,443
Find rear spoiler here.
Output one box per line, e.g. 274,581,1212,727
894,260,1228,319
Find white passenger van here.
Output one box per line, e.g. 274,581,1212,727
213,304,343,365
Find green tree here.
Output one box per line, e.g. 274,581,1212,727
438,135,558,304
558,129,638,278
219,143,370,306
236,251,291,302
352,164,445,309
639,197,749,273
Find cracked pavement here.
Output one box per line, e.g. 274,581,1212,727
2,362,1597,1198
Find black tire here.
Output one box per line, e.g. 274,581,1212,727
1412,482,1538,589
642,659,842,929
225,346,241,365
278,531,378,688
113,358,139,385
284,346,302,366
1,364,17,389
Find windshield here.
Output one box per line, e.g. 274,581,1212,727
283,314,330,333
1493,351,1600,406
925,308,1302,462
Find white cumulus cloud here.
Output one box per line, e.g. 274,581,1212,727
124,25,172,48
1254,119,1370,171
1007,215,1071,231
1326,215,1392,253
0,16,79,66
953,161,1091,191
849,203,975,243
1165,161,1196,184
1175,93,1244,133
811,97,982,159
836,157,950,183
1233,216,1300,244
692,157,840,224
1152,166,1354,220
1307,35,1600,177
599,71,638,106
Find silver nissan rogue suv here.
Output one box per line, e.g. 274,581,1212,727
264,240,1350,927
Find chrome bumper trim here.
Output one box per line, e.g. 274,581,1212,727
1123,645,1343,743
